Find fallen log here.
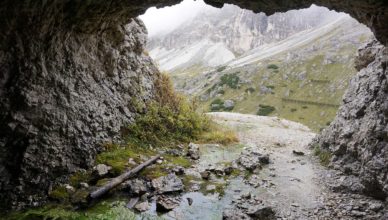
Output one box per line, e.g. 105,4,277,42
89,154,160,200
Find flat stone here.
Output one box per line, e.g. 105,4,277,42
152,173,183,194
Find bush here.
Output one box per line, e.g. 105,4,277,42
125,73,210,148
220,73,240,89
313,146,332,166
290,108,297,112
267,64,279,70
257,104,275,116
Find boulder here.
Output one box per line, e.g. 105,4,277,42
152,173,183,194
156,195,181,212
223,100,235,110
187,143,200,160
121,179,148,195
92,164,112,178
134,201,150,212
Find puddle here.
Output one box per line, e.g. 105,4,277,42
136,143,251,220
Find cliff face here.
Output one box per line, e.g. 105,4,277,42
312,41,388,199
148,4,343,72
0,0,387,210
0,17,160,208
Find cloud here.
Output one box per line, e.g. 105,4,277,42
139,0,212,37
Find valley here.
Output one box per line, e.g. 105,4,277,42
147,4,373,131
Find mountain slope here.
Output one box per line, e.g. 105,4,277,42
145,4,373,131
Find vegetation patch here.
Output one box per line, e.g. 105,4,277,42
313,146,332,166
257,104,276,116
267,64,279,70
220,73,240,89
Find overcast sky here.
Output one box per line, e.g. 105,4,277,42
139,0,213,37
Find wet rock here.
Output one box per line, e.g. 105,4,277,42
134,201,150,212
187,143,200,160
292,150,305,156
224,166,234,175
172,166,185,175
223,208,250,220
258,155,270,164
92,164,112,178
187,197,193,206
247,205,276,219
190,183,201,191
156,195,181,212
121,179,147,195
152,173,183,194
214,166,225,176
126,197,139,209
200,171,211,180
236,148,269,171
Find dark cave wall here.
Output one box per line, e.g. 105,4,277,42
0,0,387,209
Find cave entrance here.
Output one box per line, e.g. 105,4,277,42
139,0,373,132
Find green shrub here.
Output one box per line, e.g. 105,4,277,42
267,64,279,70
290,108,297,112
220,73,240,89
125,74,210,148
257,104,275,116
313,146,332,166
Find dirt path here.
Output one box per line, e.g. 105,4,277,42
208,112,386,220
208,112,326,218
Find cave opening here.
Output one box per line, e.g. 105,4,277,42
140,0,373,132
0,0,387,218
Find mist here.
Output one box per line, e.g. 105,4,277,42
139,0,213,37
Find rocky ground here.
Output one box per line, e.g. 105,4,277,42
89,112,387,219
209,112,387,219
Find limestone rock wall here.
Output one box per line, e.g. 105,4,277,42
0,18,160,208
312,41,388,199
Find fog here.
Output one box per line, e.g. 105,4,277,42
139,0,213,37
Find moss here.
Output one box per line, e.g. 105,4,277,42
140,165,168,179
69,172,91,187
164,155,191,168
200,182,226,197
229,169,241,177
4,201,139,220
96,178,111,187
48,186,70,202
